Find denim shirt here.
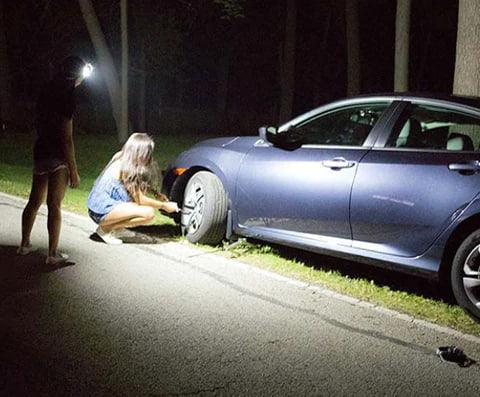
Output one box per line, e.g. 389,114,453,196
87,164,131,216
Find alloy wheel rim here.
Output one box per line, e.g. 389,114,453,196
182,181,205,234
462,245,480,309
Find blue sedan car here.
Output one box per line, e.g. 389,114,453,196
163,94,480,322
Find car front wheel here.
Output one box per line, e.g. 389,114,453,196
451,229,480,322
181,171,228,245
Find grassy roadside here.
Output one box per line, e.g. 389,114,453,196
1,132,479,336
218,240,478,334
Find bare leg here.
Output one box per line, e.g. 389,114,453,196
99,202,155,232
20,173,48,248
46,168,69,257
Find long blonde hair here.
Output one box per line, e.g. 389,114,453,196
118,133,157,201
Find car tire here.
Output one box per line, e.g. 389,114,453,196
451,229,480,322
181,171,228,245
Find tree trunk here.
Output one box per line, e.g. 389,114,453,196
137,43,146,132
0,0,10,129
78,0,123,140
345,0,360,96
120,0,128,142
394,0,411,92
453,0,480,95
278,0,297,124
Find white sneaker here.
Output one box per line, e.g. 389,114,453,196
17,245,36,255
96,226,123,245
46,253,69,265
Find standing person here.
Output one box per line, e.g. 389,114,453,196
18,56,90,264
87,133,179,245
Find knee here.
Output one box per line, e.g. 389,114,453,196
142,206,155,222
26,197,43,212
47,199,62,214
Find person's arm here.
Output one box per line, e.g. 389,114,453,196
60,117,80,188
137,191,179,213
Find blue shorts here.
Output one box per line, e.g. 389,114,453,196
88,209,107,225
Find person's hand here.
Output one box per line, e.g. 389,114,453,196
155,192,169,201
70,171,80,189
162,201,179,213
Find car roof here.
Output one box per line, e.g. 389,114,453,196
354,92,480,109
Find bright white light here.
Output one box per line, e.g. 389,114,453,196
82,63,93,79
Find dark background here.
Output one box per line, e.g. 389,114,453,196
1,0,460,136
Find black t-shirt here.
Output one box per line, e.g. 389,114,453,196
33,78,75,162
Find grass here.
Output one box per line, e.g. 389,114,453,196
1,131,479,336
0,131,203,220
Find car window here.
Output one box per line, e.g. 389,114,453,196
294,104,389,146
386,104,480,151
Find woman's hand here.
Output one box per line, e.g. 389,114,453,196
162,201,180,213
154,192,169,201
70,171,81,188
137,192,179,212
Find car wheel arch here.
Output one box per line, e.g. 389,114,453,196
170,166,232,210
439,213,480,290
169,166,209,204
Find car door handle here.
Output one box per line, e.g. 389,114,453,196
448,161,480,173
322,157,355,169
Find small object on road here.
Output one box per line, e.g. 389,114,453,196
436,345,476,367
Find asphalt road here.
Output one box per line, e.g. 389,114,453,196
1,193,480,396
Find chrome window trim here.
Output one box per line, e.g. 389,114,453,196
279,97,397,131
371,146,480,154
300,144,370,150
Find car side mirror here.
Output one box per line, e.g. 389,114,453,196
258,126,278,142
261,125,303,150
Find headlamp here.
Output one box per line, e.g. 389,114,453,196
82,63,94,79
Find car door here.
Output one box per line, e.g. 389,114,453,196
235,101,393,245
350,100,480,257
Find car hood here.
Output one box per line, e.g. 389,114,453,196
192,136,260,152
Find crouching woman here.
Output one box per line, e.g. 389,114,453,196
87,133,179,244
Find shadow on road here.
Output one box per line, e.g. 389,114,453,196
0,245,74,301
0,245,74,273
246,239,454,304
0,244,129,396
131,224,181,239
89,224,181,245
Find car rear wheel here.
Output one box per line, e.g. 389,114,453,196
451,229,480,322
181,171,228,245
